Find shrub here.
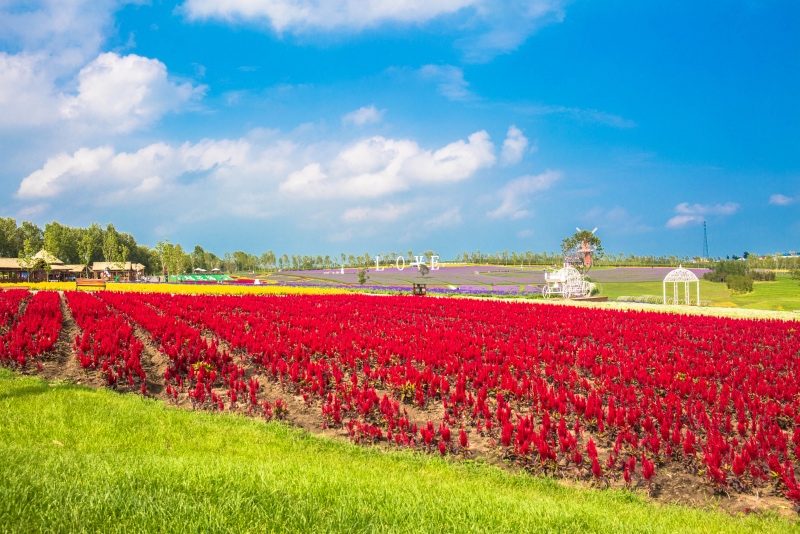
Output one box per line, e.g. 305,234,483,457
616,295,664,304
703,271,725,282
726,275,753,294
705,261,772,284
357,268,369,285
749,270,775,281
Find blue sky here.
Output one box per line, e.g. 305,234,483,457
1,0,798,259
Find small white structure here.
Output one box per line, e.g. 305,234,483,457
543,265,590,299
663,265,700,306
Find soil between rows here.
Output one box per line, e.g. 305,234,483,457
14,291,797,520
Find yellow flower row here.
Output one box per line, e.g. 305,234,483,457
109,283,348,296
0,282,74,291
0,282,348,296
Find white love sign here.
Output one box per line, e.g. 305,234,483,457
374,255,439,272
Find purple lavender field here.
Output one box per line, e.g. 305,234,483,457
272,265,546,287
269,265,709,289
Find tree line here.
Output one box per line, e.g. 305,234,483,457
4,217,799,276
0,218,445,276
0,218,152,271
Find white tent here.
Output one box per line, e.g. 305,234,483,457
663,266,700,306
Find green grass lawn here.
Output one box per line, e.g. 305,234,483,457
597,275,800,311
0,370,796,533
729,277,800,311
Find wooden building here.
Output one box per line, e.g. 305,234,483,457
0,251,88,282
91,262,145,282
0,258,24,282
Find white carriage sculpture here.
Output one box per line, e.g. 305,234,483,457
542,265,591,299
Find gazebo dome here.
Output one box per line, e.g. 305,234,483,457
663,265,700,306
663,266,698,283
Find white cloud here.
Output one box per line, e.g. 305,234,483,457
61,53,205,133
419,65,473,101
425,207,462,228
342,203,413,223
404,131,495,182
0,53,60,127
342,105,385,126
457,0,567,62
666,202,739,228
0,0,122,72
0,52,204,132
180,0,566,60
17,146,116,198
521,104,636,129
0,3,203,133
770,193,795,206
15,130,494,222
500,125,528,165
282,163,330,194
584,206,651,234
182,0,473,32
488,170,561,219
17,138,251,200
675,202,739,215
281,130,495,198
16,203,49,219
665,215,703,228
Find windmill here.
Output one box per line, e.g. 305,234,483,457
573,227,598,268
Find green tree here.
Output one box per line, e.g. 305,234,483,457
154,239,171,276
44,221,79,263
260,250,275,271
702,260,747,282
233,251,248,272
561,229,603,275
101,223,128,268
18,237,47,280
0,217,18,257
727,274,753,294
16,221,43,255
77,223,103,266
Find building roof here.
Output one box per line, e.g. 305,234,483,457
51,264,88,273
33,250,63,265
0,258,22,269
92,262,145,272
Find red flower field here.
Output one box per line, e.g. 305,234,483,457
2,289,799,511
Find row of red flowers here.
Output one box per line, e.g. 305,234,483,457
0,291,61,370
0,289,28,331
114,291,800,505
65,291,147,392
1,289,797,506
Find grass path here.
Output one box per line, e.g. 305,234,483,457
0,370,796,533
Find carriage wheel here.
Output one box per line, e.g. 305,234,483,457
543,286,551,299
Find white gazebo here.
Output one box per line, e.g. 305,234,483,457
663,266,700,306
